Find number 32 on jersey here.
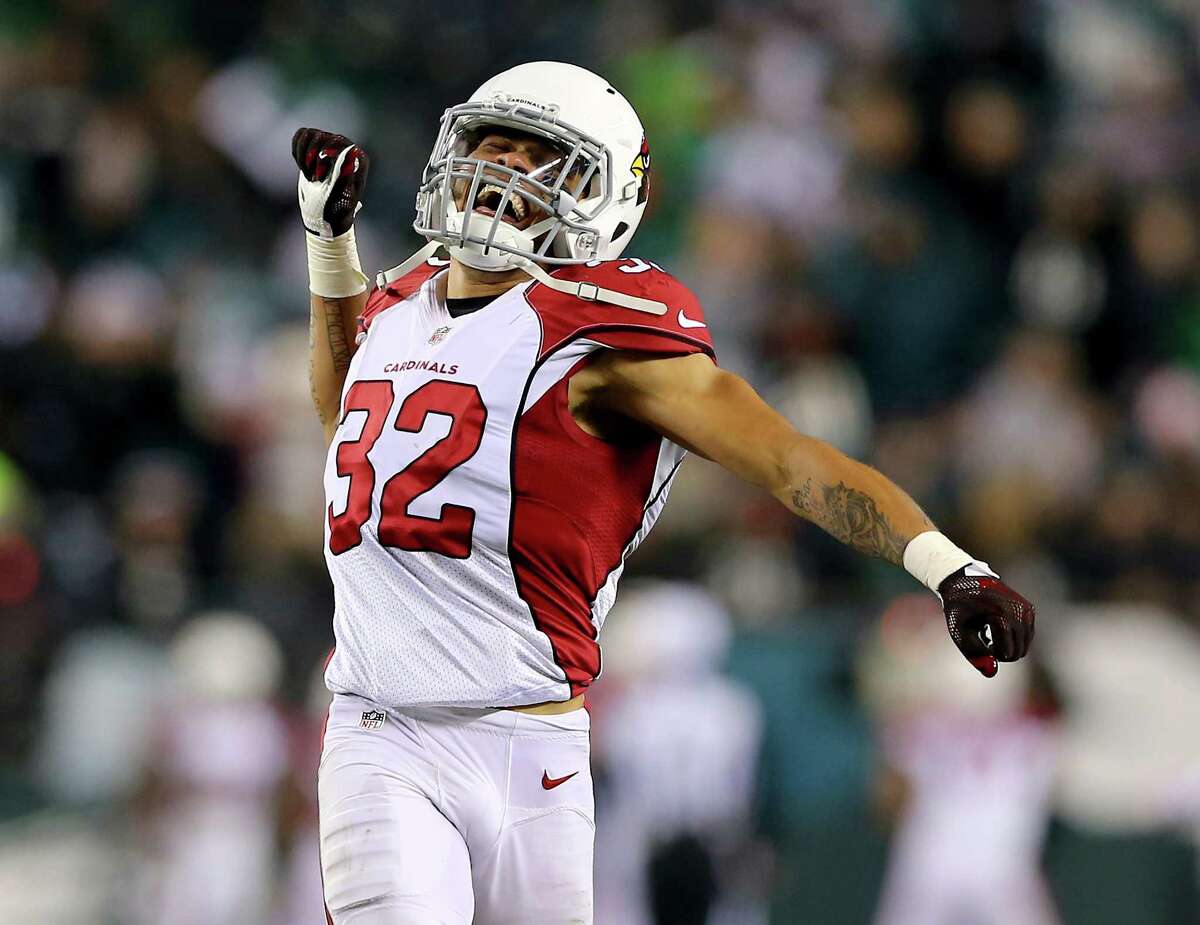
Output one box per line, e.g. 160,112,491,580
327,379,487,558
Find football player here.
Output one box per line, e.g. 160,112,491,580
296,61,1035,925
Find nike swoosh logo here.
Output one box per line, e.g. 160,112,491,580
541,770,579,790
677,308,707,329
318,150,330,159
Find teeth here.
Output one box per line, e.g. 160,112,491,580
477,183,526,221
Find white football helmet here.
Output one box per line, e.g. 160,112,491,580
413,61,651,272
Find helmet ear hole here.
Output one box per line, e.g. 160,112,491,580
612,221,629,241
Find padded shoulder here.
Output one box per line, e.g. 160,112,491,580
357,259,447,336
525,258,715,362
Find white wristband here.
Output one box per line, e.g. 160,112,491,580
306,227,369,299
903,531,976,594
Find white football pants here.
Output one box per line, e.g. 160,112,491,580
319,693,594,924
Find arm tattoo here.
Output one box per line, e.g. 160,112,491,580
308,311,327,426
791,479,914,565
322,299,352,375
309,298,353,428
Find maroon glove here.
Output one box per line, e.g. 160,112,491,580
939,566,1036,678
292,127,370,238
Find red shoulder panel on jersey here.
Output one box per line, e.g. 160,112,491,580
357,260,445,334
524,259,716,361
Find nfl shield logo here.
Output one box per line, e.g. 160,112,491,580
428,325,452,345
359,709,387,731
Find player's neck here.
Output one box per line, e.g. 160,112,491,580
446,258,529,300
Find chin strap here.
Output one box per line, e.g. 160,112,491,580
510,256,668,316
376,243,669,317
376,240,444,288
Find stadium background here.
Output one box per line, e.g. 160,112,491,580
2,0,1200,922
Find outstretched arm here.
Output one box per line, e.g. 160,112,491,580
573,351,1035,675
577,352,933,562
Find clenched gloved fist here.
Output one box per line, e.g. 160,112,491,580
939,563,1035,678
292,128,369,238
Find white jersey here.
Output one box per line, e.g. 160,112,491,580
322,257,715,709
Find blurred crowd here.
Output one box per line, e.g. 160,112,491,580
2,0,1200,922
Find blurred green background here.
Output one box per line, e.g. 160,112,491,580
1,1,1200,923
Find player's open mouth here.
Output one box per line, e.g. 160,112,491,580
473,184,535,228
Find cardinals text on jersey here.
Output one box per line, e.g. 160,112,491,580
322,257,714,709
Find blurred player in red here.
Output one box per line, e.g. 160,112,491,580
295,61,1036,924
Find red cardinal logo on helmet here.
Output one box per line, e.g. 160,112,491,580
630,136,651,205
